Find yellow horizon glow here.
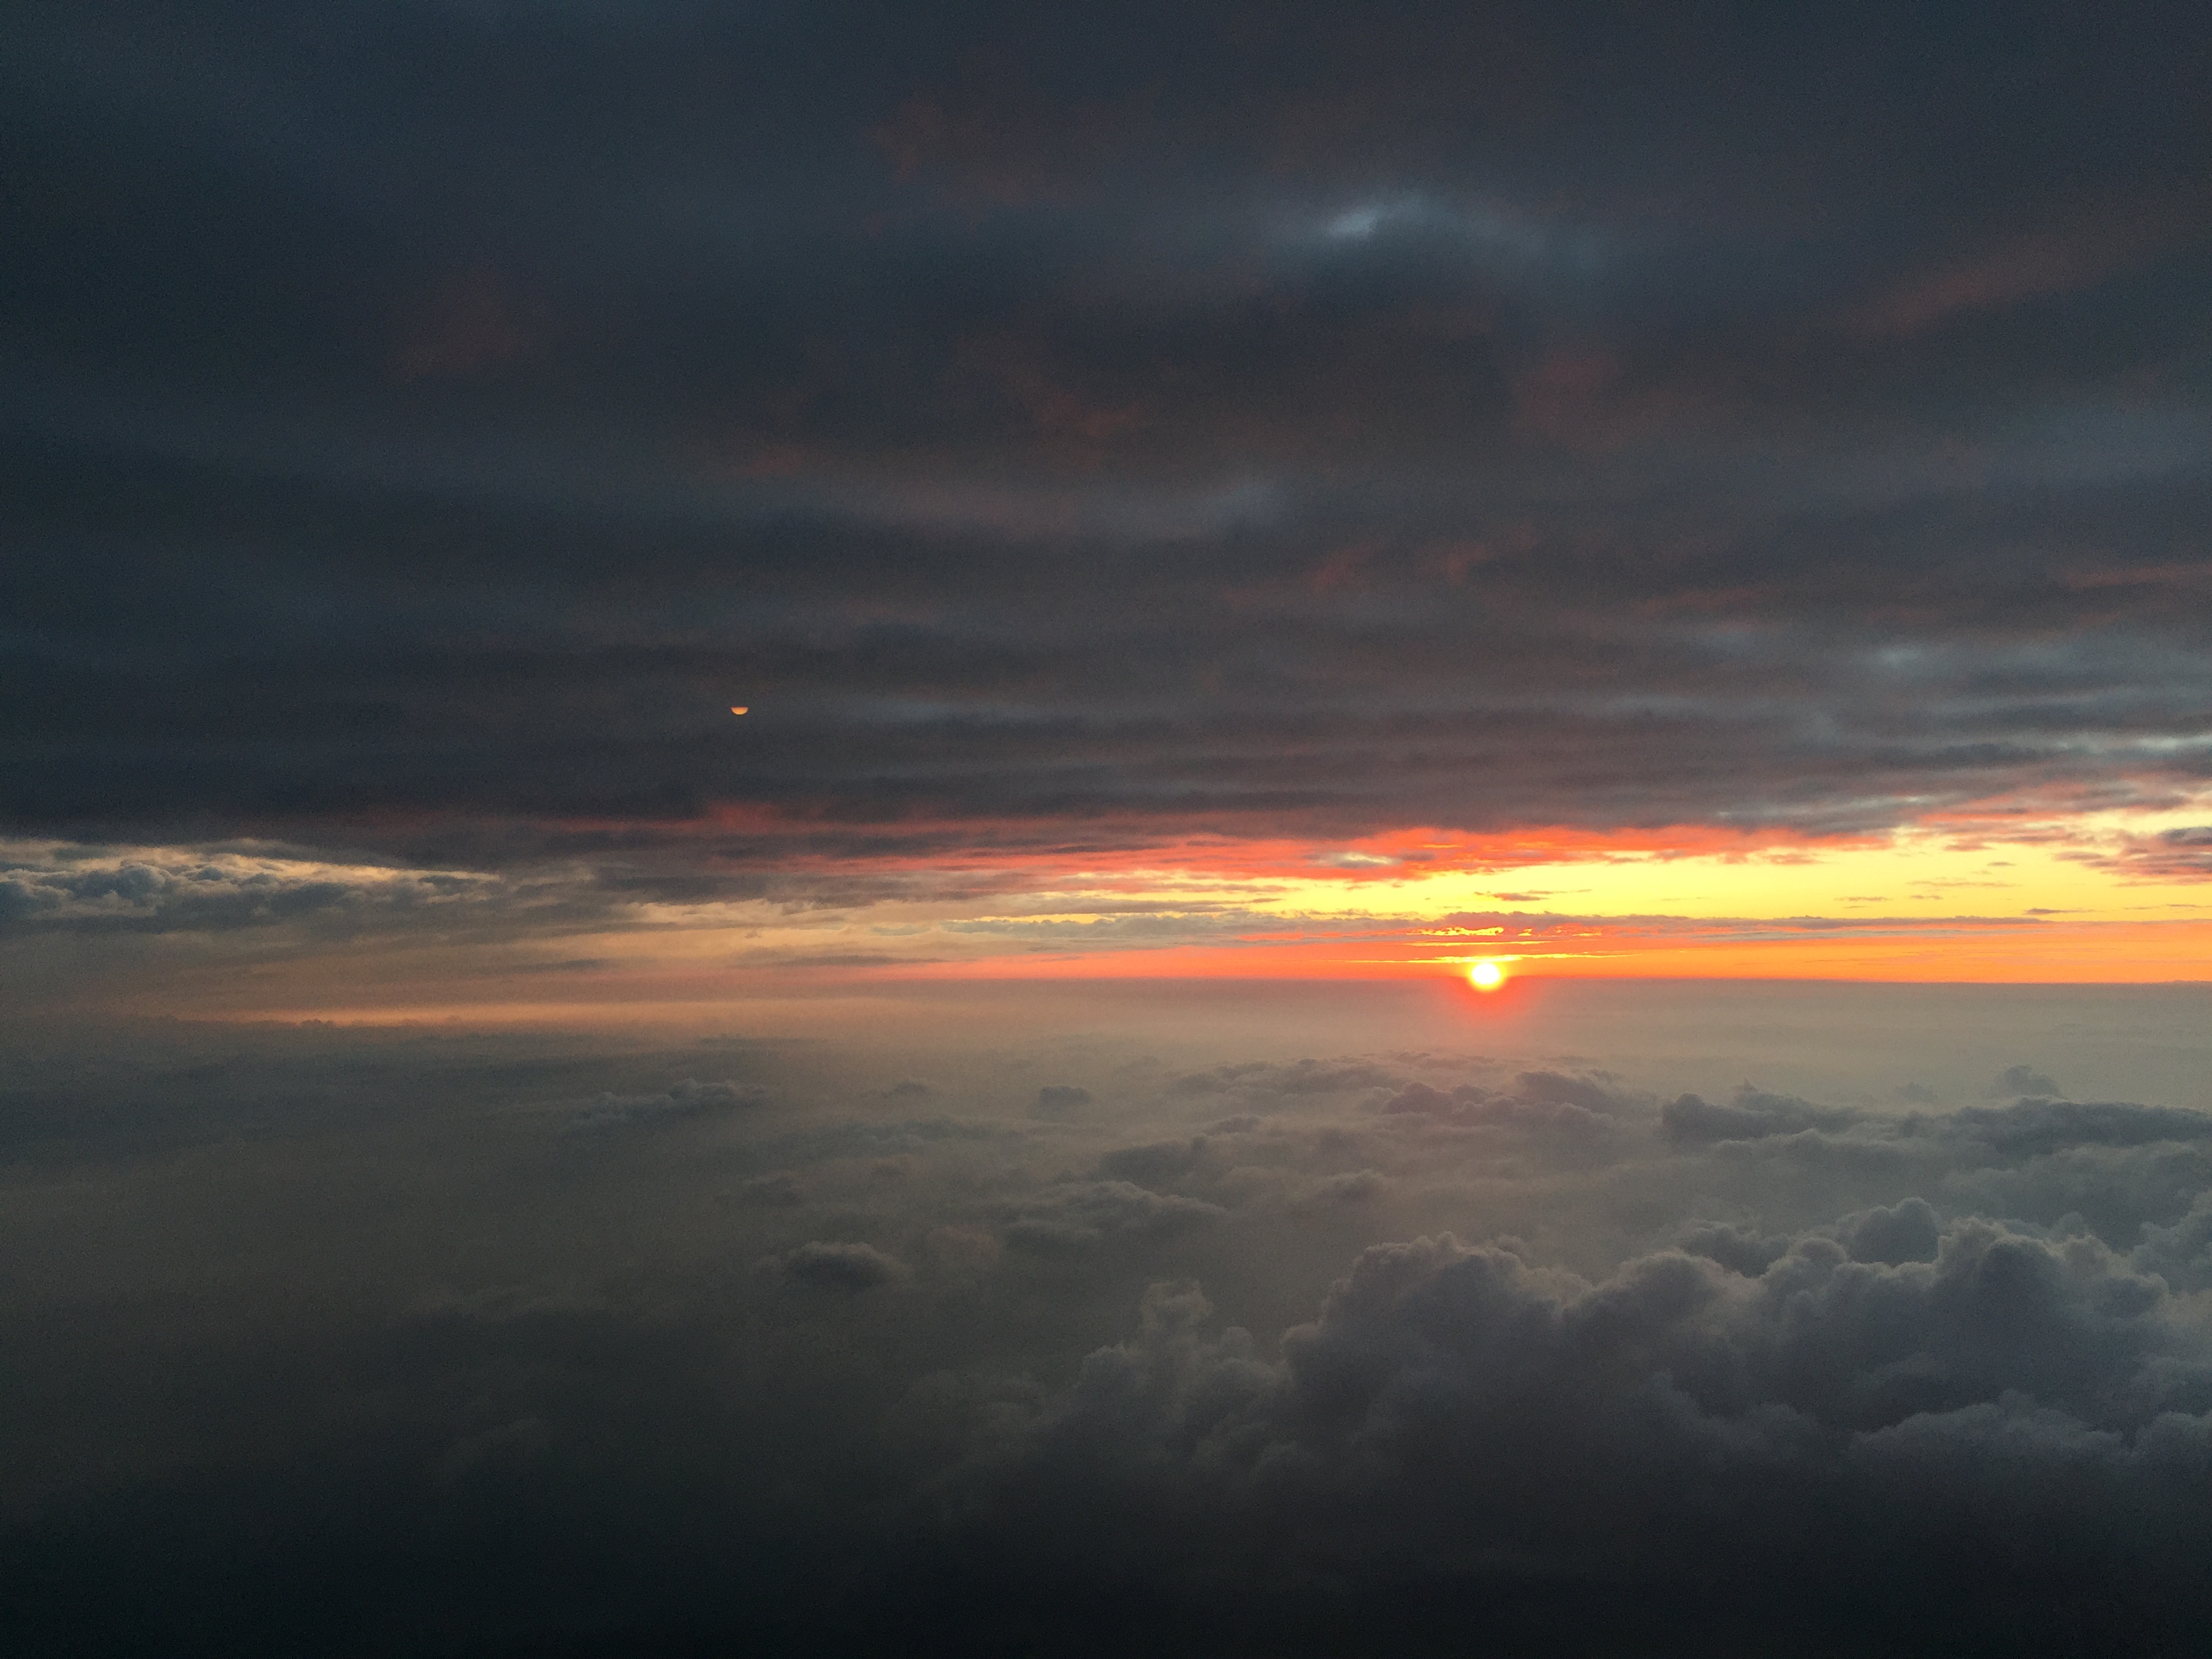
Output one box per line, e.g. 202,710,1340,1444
11,796,2210,1026
1228,806,2212,926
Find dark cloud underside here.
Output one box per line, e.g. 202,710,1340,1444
5,1,2211,867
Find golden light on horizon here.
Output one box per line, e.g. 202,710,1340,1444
1468,959,1507,991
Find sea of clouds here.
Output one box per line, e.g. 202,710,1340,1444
8,987,2212,1654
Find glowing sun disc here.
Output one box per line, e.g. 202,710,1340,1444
1468,960,1507,991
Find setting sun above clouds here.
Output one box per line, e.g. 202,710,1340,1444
1468,959,1507,991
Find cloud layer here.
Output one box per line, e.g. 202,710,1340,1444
9,988,2212,1652
5,1,2211,884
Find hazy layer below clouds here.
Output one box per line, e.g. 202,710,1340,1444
7,981,2212,1656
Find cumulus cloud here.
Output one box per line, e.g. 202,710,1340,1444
1662,1085,1864,1143
12,998,2212,1653
938,1216,2212,1641
1994,1063,2064,1098
779,1240,912,1291
1095,1139,1207,1187
1286,1168,1391,1211
1170,1059,1403,1101
569,1077,767,1130
998,1182,1226,1254
1841,1195,1944,1264
1379,1071,1629,1140
1943,1098,2212,1156
729,1170,806,1207
1679,1219,1792,1275
2134,1197,2212,1294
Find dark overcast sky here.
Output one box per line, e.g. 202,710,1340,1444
7,0,2211,876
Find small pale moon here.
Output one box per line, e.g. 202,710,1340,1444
1468,960,1507,991
730,706,749,716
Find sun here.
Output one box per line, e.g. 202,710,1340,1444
1467,960,1507,991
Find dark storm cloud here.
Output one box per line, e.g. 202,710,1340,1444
6,1,2211,874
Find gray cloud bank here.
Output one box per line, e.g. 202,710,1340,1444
9,988,2212,1654
0,842,516,933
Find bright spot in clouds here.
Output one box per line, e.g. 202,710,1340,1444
1469,960,1507,991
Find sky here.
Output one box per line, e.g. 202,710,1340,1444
7,3,2212,1655
7,0,2212,1006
